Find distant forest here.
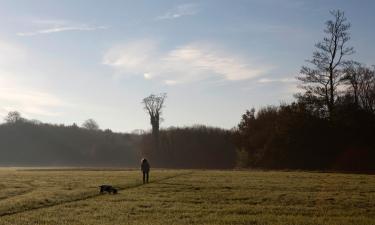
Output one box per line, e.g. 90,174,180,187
0,10,374,171
0,119,139,167
0,119,235,169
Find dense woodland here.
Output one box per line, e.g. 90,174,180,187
0,10,374,171
0,118,235,168
139,126,236,169
0,119,139,167
234,101,375,171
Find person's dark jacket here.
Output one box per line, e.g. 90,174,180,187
141,159,150,172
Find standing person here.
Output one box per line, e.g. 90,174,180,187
141,158,150,184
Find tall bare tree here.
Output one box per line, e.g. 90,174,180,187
343,61,361,106
142,93,167,143
298,10,354,118
344,62,375,111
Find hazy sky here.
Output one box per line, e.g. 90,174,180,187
0,0,374,132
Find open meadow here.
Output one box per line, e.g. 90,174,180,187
0,168,374,225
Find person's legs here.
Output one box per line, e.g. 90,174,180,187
143,172,146,184
146,172,149,183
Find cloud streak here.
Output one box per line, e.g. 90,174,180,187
103,40,270,85
17,20,108,36
156,4,199,20
257,77,295,83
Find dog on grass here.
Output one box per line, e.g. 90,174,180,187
99,185,118,194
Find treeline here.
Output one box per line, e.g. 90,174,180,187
233,101,375,171
0,119,139,167
0,115,236,168
139,126,236,169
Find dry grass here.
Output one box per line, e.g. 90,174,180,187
0,169,374,225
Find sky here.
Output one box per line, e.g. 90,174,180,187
0,0,374,132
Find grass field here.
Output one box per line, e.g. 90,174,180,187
0,168,374,225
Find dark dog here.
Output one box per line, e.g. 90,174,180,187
99,185,118,194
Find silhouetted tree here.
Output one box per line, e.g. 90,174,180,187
343,62,375,112
142,93,167,150
4,111,24,123
82,119,99,130
298,10,354,118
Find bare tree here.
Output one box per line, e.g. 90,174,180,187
343,61,362,106
142,93,167,143
344,62,375,111
4,111,24,123
357,66,375,112
82,118,99,130
298,10,354,118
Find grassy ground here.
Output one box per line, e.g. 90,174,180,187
0,168,374,225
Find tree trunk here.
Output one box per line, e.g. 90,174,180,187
151,114,160,151
329,67,335,118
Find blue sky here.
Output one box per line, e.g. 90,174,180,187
0,0,374,132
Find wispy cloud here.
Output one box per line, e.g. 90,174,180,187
103,40,270,85
257,77,295,83
256,76,301,99
156,4,199,20
17,19,108,36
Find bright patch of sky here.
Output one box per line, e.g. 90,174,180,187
0,0,374,132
